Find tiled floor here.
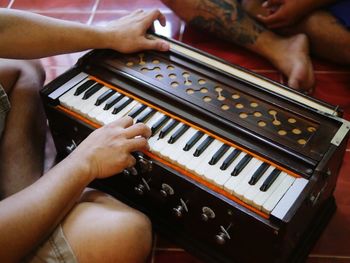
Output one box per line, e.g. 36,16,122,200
2,0,350,262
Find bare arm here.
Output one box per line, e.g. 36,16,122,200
0,8,169,59
0,117,151,262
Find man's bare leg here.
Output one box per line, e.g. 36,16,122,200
62,189,152,263
242,0,350,65
161,0,314,92
0,59,46,198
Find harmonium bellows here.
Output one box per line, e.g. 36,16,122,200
41,34,350,263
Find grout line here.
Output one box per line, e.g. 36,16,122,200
87,0,100,25
7,0,15,8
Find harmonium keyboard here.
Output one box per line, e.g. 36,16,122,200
41,35,350,263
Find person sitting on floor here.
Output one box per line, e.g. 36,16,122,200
161,0,350,93
0,8,169,263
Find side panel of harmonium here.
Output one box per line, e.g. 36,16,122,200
41,37,350,263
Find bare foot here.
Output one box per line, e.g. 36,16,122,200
270,34,315,93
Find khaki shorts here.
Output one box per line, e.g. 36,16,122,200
0,84,10,138
25,225,78,263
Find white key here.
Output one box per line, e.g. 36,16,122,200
176,135,208,169
74,87,109,116
231,159,263,198
271,178,308,219
161,128,198,163
214,151,246,188
252,172,287,210
185,139,221,174
242,166,275,205
150,121,178,154
262,175,295,214
223,156,257,194
104,100,139,125
203,147,236,183
63,80,96,110
59,78,91,108
194,141,225,177
86,93,122,123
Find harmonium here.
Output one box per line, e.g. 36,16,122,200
41,35,350,263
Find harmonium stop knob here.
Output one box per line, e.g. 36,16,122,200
134,178,150,196
215,225,232,245
172,199,188,218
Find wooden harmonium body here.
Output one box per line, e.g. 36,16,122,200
41,36,350,263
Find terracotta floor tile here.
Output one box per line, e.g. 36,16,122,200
0,0,9,7
313,72,350,120
97,0,169,12
12,0,97,11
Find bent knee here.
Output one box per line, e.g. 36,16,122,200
0,59,45,94
63,199,152,263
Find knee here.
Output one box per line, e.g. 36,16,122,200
63,196,153,263
18,60,46,91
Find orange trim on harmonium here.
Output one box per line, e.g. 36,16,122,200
55,75,302,220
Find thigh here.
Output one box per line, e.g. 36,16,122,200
62,189,152,263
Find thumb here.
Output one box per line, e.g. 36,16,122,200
142,38,170,51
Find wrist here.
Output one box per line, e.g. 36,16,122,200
63,153,95,184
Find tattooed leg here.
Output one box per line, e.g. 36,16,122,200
161,0,315,92
240,1,350,64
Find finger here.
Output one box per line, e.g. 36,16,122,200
124,122,152,139
127,136,150,152
142,9,164,28
126,155,137,168
109,116,134,129
141,38,170,51
157,12,167,27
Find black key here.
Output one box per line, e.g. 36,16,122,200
220,149,241,170
209,144,230,165
168,124,189,144
74,79,95,96
231,155,252,176
136,108,156,123
95,89,115,106
83,83,103,100
103,93,124,110
248,163,269,185
193,136,214,157
128,104,147,118
112,97,133,114
183,131,204,151
159,119,179,139
151,115,170,136
260,168,281,192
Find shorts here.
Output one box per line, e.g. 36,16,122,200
328,0,350,28
25,225,78,263
0,84,10,138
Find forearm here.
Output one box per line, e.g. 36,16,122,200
0,8,108,59
0,155,92,262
